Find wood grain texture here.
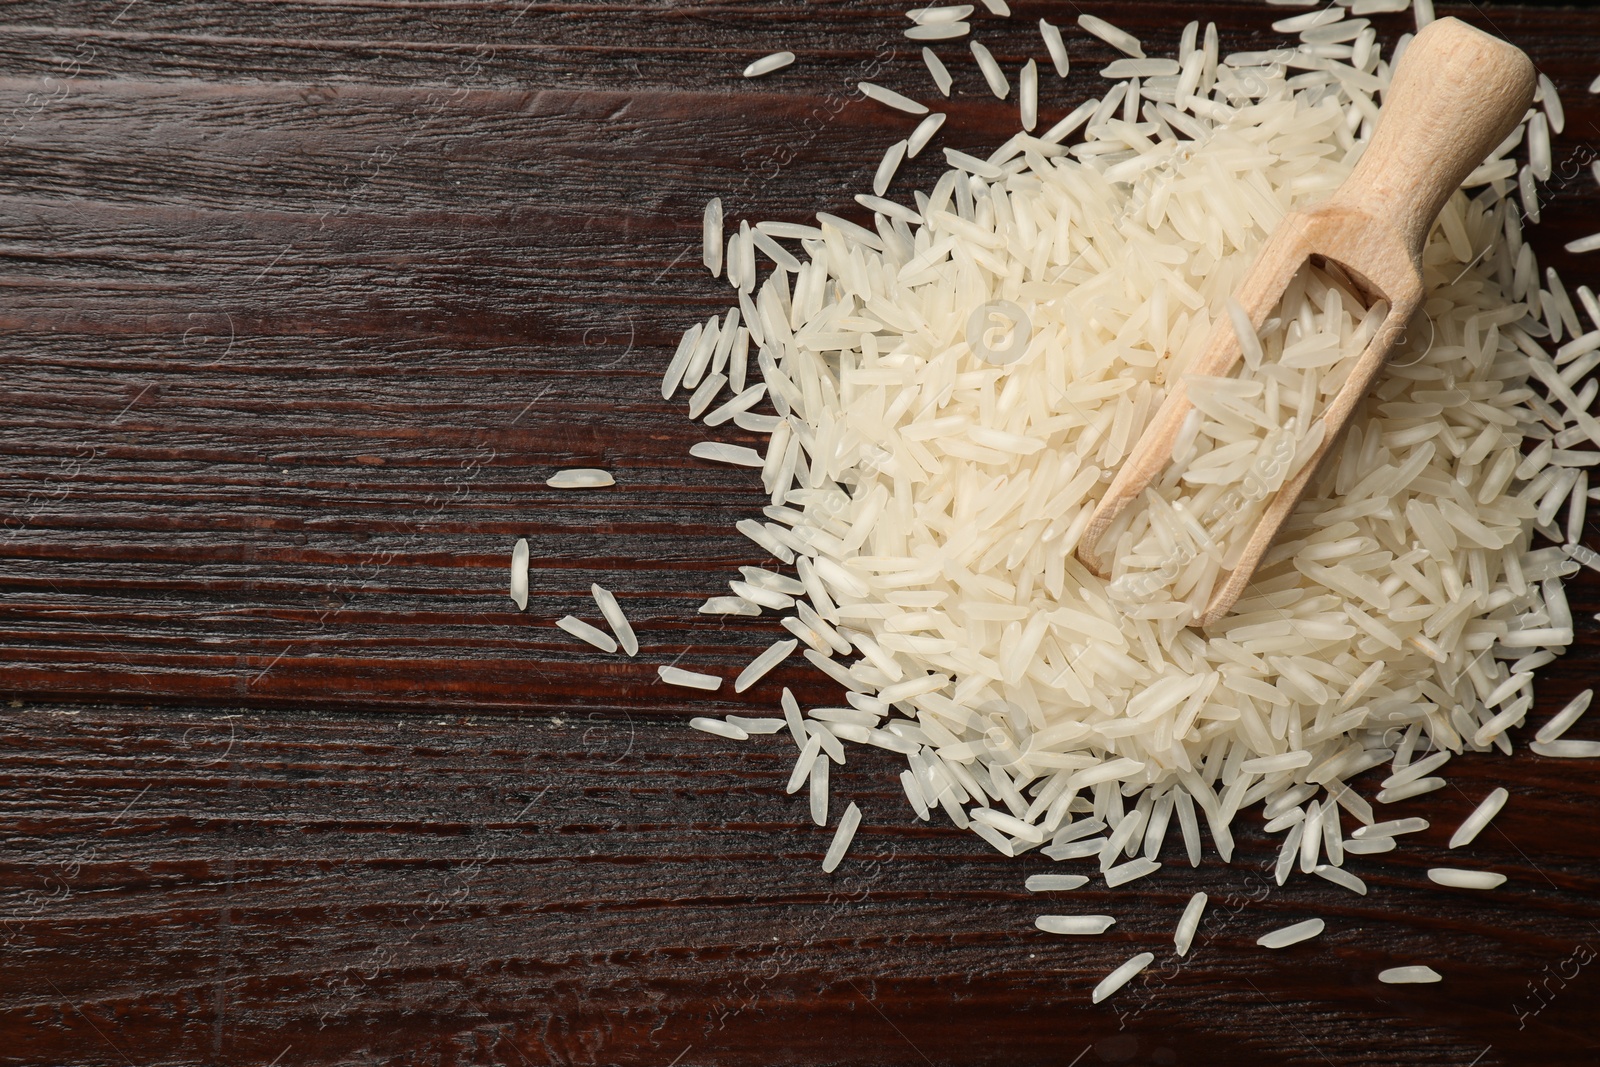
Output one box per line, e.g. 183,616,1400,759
3,0,1600,1063
3,705,1600,1067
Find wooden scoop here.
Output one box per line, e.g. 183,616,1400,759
1074,17,1536,627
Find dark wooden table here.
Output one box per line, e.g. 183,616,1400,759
4,2,1600,1063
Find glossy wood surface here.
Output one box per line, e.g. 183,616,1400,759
3,1,1600,1063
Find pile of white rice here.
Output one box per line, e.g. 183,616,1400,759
645,0,1600,993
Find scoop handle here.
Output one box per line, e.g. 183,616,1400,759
1326,17,1535,259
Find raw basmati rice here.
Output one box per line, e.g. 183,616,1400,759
1530,739,1600,758
901,769,930,818
509,538,529,611
558,615,618,653
1104,857,1161,887
1077,14,1144,58
874,139,909,197
1353,818,1428,840
731,580,793,610
1536,689,1593,742
907,4,973,23
1448,788,1508,848
969,41,1009,98
1539,73,1566,134
750,230,800,273
1101,58,1179,78
822,801,862,872
700,596,761,616
1271,8,1343,32
660,323,699,400
810,720,847,762
1313,864,1367,895
1529,112,1552,181
547,469,614,489
726,715,786,734
690,442,764,467
1019,59,1037,131
1038,19,1068,77
1092,952,1154,1003
691,716,748,740
591,583,638,656
687,373,726,420
1046,837,1108,861
741,566,805,595
1174,891,1207,956
1379,965,1442,984
1258,918,1324,948
743,52,795,78
811,752,829,825
1377,778,1445,804
659,665,722,691
1428,868,1507,890
1343,836,1395,855
1025,873,1089,891
859,81,929,115
906,112,948,158
781,687,807,744
668,13,1600,962
906,21,969,40
705,384,768,427
1035,914,1115,934
787,734,822,792
921,48,954,96
702,197,722,277
736,638,799,692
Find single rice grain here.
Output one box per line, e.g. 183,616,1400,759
859,81,929,114
1092,953,1154,1003
1019,59,1038,130
547,469,615,489
659,665,722,691
1530,739,1600,758
1380,966,1442,984
1313,865,1368,895
970,41,1009,98
875,139,909,196
1025,873,1090,892
510,538,529,611
922,48,954,96
725,715,785,734
591,583,638,656
1258,919,1325,949
691,442,765,467
1174,891,1207,956
558,615,618,653
1448,788,1508,848
691,716,748,740
735,638,799,692
1536,689,1593,743
1428,868,1507,890
743,52,795,78
702,197,723,276
822,801,863,872
1078,13,1144,58
1039,19,1068,77
906,22,970,40
1035,914,1115,935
